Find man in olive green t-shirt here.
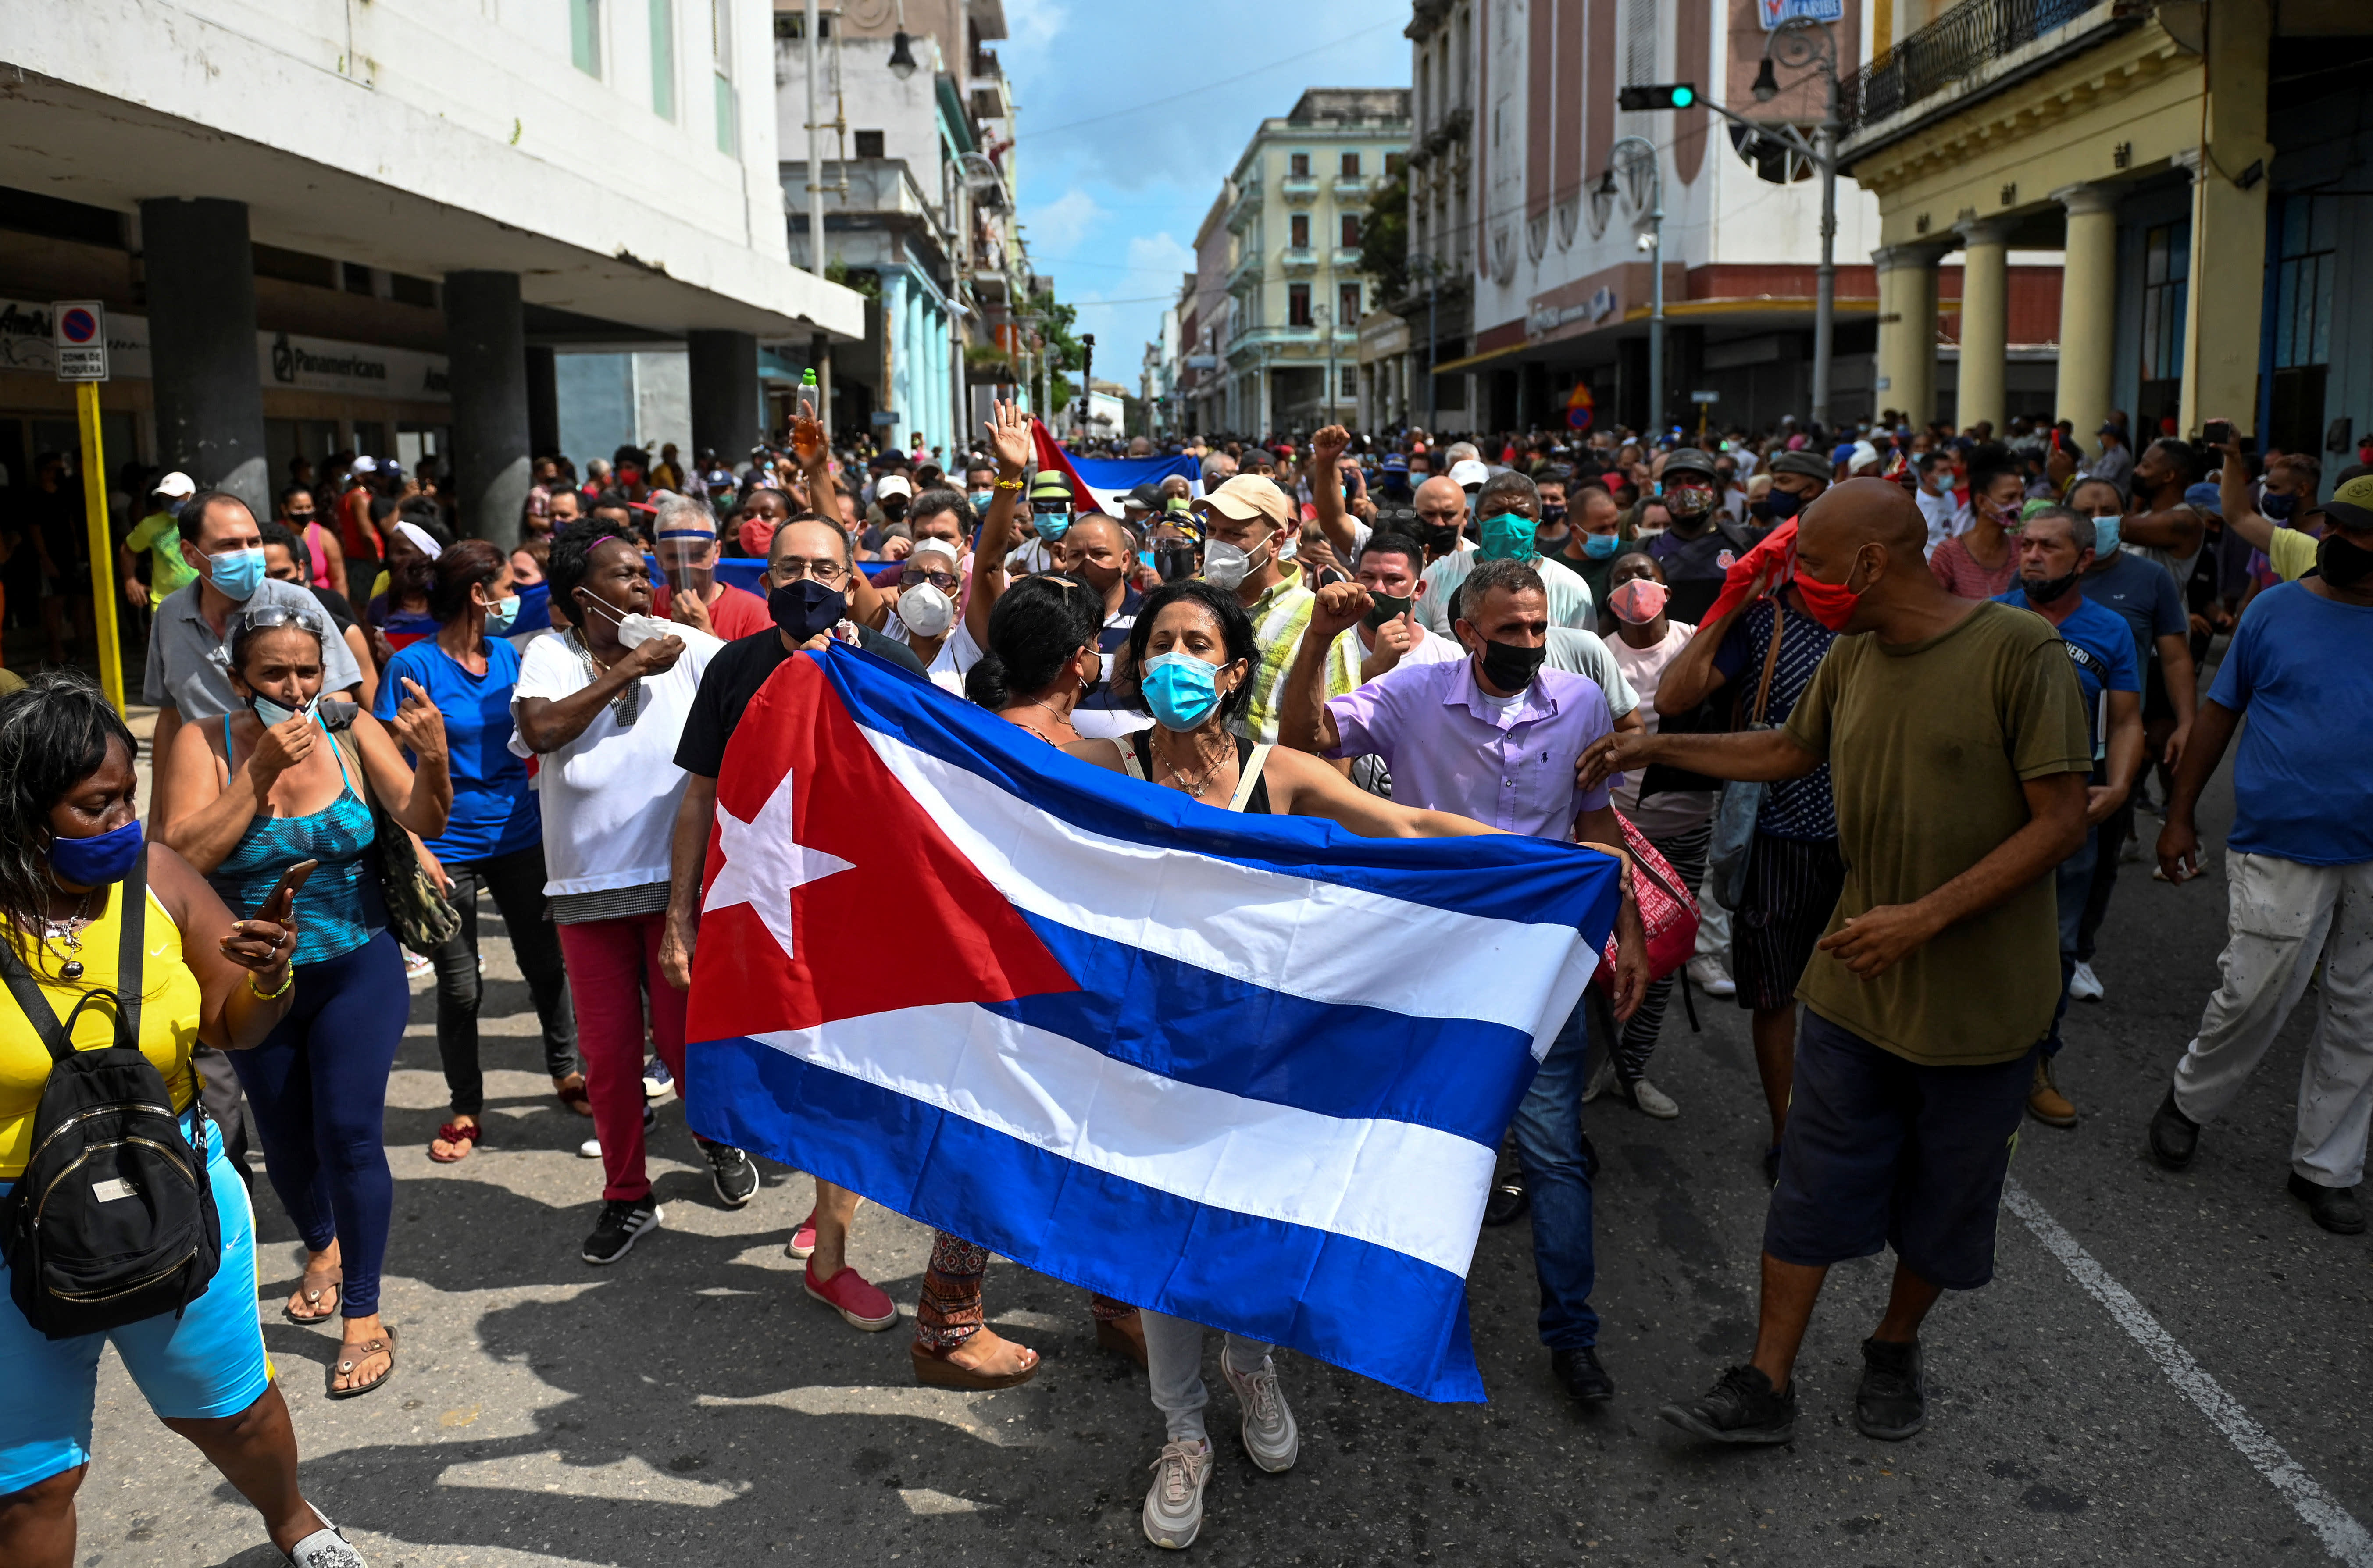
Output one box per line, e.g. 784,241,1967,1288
1581,479,2091,1449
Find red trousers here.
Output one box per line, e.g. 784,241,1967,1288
558,913,686,1203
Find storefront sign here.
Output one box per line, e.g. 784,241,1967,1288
0,298,448,403
1759,0,1844,27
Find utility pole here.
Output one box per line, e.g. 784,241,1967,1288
1078,332,1096,436
1746,18,1841,430
1606,136,1664,440
803,0,831,438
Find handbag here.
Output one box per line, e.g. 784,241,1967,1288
328,721,461,956
1592,812,1703,991
1706,601,1786,912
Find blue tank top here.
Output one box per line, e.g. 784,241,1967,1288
207,713,385,965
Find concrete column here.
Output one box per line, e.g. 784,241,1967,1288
688,329,760,467
443,271,531,549
1954,219,2014,434
140,197,268,510
2052,185,2120,437
2180,0,2273,436
1873,244,1944,428
525,345,561,458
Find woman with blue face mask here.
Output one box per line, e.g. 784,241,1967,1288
158,607,453,1401
372,543,583,1167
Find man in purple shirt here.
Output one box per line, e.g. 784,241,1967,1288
1281,559,1647,1407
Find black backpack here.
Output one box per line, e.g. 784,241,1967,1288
0,851,221,1340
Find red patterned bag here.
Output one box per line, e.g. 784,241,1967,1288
1591,811,1702,991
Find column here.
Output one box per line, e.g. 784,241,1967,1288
1954,219,2013,435
2052,185,2120,436
2180,0,2273,435
1873,243,1943,428
443,271,532,549
688,329,760,467
525,345,561,459
141,197,268,510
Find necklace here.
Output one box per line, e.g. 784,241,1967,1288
567,629,642,728
39,890,98,980
1020,698,1073,731
1155,734,1234,798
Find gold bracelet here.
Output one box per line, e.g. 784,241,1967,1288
248,968,294,1000
994,475,1025,491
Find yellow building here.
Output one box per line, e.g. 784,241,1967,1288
1843,0,2372,453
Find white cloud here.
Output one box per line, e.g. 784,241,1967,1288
1004,0,1066,54
1022,188,1104,255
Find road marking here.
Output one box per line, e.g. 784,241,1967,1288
2005,1179,2373,1567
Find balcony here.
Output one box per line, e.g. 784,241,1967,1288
1279,246,1318,274
1838,0,2142,161
1279,175,1321,204
1226,178,1263,234
1228,247,1264,288
1332,175,1370,202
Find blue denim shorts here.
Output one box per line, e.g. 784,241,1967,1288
1763,1010,2034,1291
0,1112,272,1495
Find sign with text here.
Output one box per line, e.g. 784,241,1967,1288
1759,0,1843,26
52,300,107,381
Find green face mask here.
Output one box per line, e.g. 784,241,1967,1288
1478,511,1540,562
1362,589,1413,629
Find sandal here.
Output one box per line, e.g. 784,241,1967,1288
326,1326,396,1399
911,1331,1039,1391
428,1120,482,1163
553,1075,593,1116
283,1263,342,1324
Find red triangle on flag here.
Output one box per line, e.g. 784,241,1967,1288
684,652,1078,1044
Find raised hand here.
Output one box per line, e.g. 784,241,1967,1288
1310,424,1350,467
986,398,1031,475
1308,579,1372,640
248,708,316,786
389,676,447,763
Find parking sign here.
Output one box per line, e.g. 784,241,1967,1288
53,300,108,381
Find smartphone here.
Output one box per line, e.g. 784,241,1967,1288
2203,420,2233,445
254,859,319,926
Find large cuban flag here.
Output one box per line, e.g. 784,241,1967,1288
682,643,1621,1401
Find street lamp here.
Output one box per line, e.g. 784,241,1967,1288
1604,136,1664,440
886,0,917,78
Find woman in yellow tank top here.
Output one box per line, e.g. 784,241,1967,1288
0,674,370,1568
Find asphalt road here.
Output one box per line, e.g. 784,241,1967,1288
70,737,2373,1568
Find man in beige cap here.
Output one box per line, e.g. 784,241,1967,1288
1195,473,1334,743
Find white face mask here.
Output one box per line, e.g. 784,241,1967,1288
581,588,671,648
899,582,956,637
1202,534,1268,592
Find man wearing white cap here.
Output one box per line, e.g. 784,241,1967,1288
120,470,200,610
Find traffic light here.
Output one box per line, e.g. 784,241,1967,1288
1618,83,1698,111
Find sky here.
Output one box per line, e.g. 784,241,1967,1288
996,0,1412,387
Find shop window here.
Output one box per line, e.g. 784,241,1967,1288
2270,195,2336,456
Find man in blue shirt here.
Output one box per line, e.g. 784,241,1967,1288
2067,476,2197,1003
1992,508,2142,1127
2149,477,2373,1236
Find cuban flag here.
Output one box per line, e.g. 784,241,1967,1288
682,644,1622,1401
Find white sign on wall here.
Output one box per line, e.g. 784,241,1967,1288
0,299,449,403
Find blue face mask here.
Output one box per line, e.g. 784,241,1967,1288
2091,514,2122,555
2261,491,2298,522
1032,510,1073,544
969,490,997,513
250,691,318,729
482,594,521,635
49,819,144,888
1477,511,1540,562
207,546,267,602
1141,652,1222,733
1581,531,1623,559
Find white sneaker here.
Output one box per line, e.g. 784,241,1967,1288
1581,1055,1616,1104
1221,1354,1299,1472
577,1136,601,1159
1142,1438,1212,1550
2069,961,2104,1002
1627,1076,1681,1119
285,1510,367,1568
1685,955,1737,997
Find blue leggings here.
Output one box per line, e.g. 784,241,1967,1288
228,930,409,1318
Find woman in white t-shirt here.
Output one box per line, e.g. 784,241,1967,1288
1594,553,1716,1120
510,528,740,1268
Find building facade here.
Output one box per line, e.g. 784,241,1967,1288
1844,0,2372,457
1207,89,1413,438
0,0,862,539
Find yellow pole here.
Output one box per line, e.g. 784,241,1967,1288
74,381,126,715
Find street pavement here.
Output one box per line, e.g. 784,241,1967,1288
72,725,2373,1568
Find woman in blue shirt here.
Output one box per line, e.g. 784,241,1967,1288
376,542,582,1163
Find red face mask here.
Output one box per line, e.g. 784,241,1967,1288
1791,552,1868,632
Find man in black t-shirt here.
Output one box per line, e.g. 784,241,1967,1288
661,516,922,1336
1646,448,1762,625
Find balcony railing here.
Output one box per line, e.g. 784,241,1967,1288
1838,0,2119,137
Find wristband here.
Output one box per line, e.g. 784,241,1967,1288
248,967,294,1000
994,476,1025,491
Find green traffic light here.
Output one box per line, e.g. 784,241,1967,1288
1671,85,1695,108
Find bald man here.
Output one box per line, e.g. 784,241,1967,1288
1581,479,2091,1448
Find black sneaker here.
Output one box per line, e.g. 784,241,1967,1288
703,1141,759,1209
2287,1172,2367,1236
1551,1345,1614,1404
1659,1364,1797,1445
1483,1169,1529,1226
2148,1089,2200,1171
1854,1337,1926,1440
581,1196,663,1265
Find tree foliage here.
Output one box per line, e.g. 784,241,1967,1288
1357,172,1410,307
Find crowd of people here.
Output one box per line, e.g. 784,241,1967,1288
1,392,2366,1564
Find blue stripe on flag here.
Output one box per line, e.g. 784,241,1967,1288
1003,912,1536,1147
813,643,1621,934
689,1032,1487,1402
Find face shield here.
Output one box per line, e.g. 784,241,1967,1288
656,528,717,599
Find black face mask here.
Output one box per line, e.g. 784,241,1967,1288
880,498,909,522
1477,638,1547,694
1417,520,1463,554
1362,590,1413,629
769,578,848,641
2320,531,2373,588
2023,568,2082,606
1752,488,1805,523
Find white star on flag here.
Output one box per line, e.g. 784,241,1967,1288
702,768,853,960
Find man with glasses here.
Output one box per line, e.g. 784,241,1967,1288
648,492,771,640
